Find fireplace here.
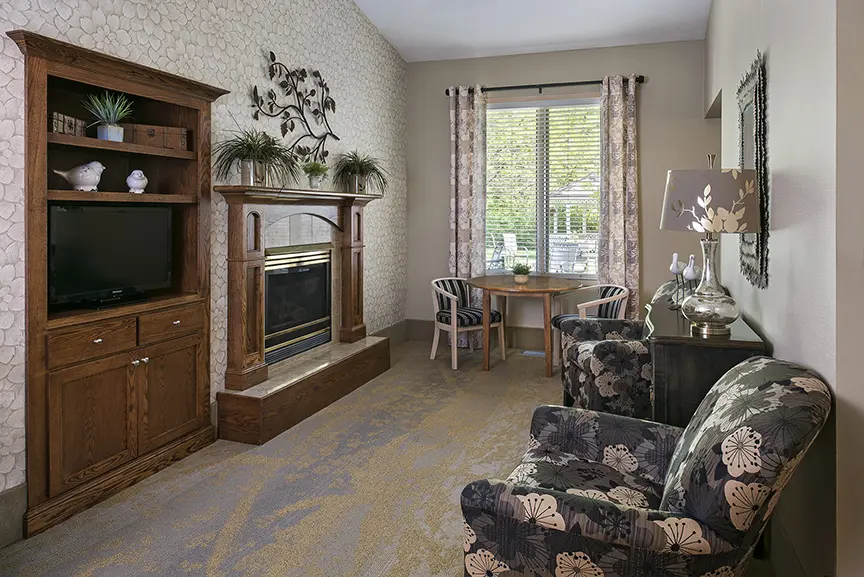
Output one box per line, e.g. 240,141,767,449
264,246,332,364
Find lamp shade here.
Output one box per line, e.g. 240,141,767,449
660,169,760,234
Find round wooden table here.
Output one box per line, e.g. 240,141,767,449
467,275,583,377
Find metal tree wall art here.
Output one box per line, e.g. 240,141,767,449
251,51,339,163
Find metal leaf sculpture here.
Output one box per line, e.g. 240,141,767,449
251,51,339,163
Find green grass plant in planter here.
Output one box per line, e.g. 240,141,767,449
512,262,531,284
332,151,388,194
303,161,328,189
213,128,299,187
82,91,134,142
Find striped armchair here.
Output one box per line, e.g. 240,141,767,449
430,277,506,370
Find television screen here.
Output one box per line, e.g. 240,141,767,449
49,205,173,305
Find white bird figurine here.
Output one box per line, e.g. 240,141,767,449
53,161,105,191
669,252,686,275
683,254,701,281
126,170,148,194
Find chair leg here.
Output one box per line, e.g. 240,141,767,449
498,322,506,360
451,327,459,370
468,334,474,353
430,326,440,360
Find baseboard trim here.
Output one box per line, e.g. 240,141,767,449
373,319,408,344
407,319,545,350
24,426,215,536
0,482,26,548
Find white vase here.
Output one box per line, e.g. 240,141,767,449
514,274,529,284
308,174,324,189
96,124,123,142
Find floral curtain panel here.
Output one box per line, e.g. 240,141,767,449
598,75,640,318
448,86,486,346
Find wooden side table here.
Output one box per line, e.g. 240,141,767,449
467,275,582,377
646,302,768,427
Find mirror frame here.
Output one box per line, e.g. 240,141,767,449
737,51,769,288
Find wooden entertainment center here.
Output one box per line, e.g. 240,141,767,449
9,31,228,535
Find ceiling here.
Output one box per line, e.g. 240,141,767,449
353,0,712,62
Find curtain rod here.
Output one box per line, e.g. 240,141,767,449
444,76,645,96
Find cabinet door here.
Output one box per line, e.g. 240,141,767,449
138,334,205,454
47,352,137,497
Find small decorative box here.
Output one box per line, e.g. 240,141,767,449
119,123,188,151
50,112,66,134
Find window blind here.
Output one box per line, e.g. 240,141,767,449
485,100,601,277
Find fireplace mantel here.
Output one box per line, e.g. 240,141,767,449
215,185,381,390
214,185,381,208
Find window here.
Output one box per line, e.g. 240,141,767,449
485,98,601,277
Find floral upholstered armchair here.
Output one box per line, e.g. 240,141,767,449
552,280,695,418
461,357,832,577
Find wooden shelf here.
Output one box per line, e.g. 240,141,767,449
47,190,198,204
47,293,205,330
47,132,196,160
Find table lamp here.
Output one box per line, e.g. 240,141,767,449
660,163,759,336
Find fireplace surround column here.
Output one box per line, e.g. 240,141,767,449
340,201,366,343
225,203,268,390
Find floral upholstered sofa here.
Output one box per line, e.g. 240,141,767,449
552,280,695,418
461,357,832,577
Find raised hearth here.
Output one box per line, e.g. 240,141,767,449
217,337,390,445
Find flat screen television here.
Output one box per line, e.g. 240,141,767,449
49,204,173,307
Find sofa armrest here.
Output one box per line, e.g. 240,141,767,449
461,479,736,557
529,405,683,486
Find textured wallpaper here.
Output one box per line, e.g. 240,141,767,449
0,0,408,492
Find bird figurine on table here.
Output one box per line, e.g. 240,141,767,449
126,170,148,194
53,161,105,191
683,254,702,292
669,253,686,276
669,252,687,308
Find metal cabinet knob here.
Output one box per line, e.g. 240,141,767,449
172,320,181,325
141,357,150,364
131,360,140,367
93,338,103,344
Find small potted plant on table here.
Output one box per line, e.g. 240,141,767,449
513,262,531,284
82,90,134,142
332,151,388,194
213,128,299,187
303,161,328,189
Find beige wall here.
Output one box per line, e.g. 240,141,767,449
406,41,719,326
706,1,837,576
836,0,864,575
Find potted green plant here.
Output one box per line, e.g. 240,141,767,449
302,161,328,189
332,151,388,195
512,262,531,284
82,91,134,142
213,128,299,187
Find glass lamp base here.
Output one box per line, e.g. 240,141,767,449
681,236,740,337
682,292,739,336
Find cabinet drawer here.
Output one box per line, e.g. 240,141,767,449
138,303,205,345
47,317,137,370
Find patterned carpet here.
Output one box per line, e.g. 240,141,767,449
0,341,561,576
